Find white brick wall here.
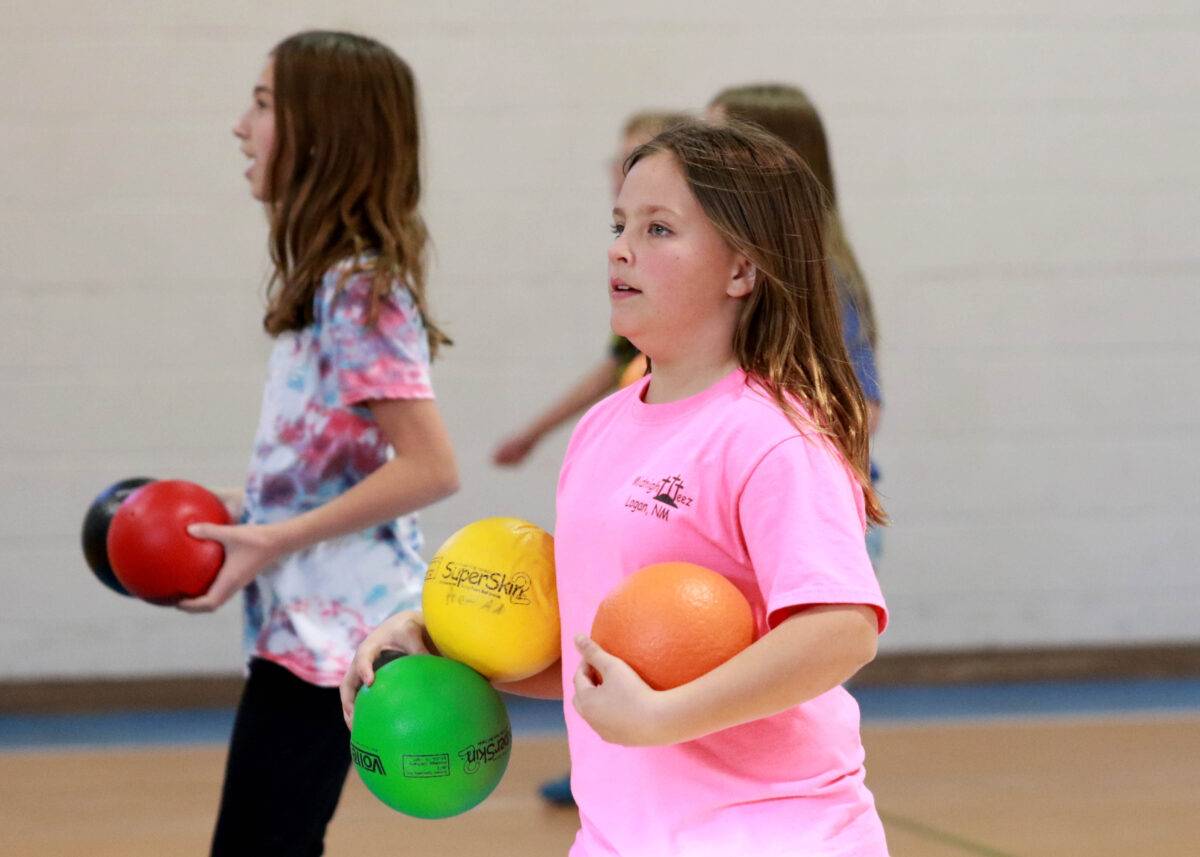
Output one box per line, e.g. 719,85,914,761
2,2,1196,678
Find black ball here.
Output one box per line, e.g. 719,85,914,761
81,477,155,596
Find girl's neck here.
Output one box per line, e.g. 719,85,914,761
643,349,740,404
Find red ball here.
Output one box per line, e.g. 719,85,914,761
107,480,230,604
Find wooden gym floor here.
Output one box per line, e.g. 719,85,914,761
2,682,1198,856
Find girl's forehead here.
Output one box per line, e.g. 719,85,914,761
620,153,693,208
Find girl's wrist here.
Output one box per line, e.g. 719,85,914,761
523,422,549,444
266,519,304,557
656,677,741,745
647,685,702,745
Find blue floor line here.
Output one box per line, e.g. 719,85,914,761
852,677,1200,722
0,708,237,749
2,678,1197,751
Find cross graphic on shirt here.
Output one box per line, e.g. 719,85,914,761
656,475,684,502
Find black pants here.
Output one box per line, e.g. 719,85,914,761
211,658,351,857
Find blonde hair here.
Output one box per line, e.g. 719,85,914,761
622,110,691,141
628,120,885,525
262,31,450,357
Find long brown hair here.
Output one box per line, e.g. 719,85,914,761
262,31,449,356
627,121,885,524
710,83,877,351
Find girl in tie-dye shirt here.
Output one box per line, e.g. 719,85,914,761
179,31,459,856
234,258,439,685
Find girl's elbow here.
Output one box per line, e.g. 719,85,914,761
437,459,461,499
849,620,878,674
857,632,878,670
840,610,878,675
852,605,879,660
836,638,876,687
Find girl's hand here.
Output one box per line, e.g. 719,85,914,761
340,610,431,728
492,430,539,466
572,635,675,746
175,522,285,613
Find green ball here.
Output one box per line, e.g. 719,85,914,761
350,654,512,819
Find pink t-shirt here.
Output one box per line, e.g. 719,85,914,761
556,368,890,857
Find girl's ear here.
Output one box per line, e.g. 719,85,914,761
727,255,756,299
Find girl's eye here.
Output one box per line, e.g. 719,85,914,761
255,98,270,110
649,223,672,237
610,223,624,236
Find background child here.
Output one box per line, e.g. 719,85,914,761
709,83,884,488
181,31,459,855
491,110,689,468
345,119,889,855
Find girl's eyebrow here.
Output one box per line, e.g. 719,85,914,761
253,86,274,96
611,204,679,218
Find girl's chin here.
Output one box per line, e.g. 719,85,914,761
609,315,638,340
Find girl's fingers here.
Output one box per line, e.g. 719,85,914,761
573,660,598,694
354,644,380,686
176,596,214,613
574,635,615,675
339,684,357,726
340,652,379,727
402,627,430,655
340,665,368,725
187,522,218,540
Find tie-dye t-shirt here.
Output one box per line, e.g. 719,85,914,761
241,258,434,687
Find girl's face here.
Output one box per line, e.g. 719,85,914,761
232,60,276,201
608,152,753,361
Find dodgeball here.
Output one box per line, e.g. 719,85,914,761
350,654,511,819
422,518,559,683
591,561,755,690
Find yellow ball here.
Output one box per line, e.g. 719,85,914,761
422,518,559,682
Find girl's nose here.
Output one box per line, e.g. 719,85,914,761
608,233,631,265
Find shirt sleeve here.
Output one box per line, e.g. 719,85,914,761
738,435,887,633
319,272,434,406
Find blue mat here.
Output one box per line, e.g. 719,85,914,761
851,677,1200,721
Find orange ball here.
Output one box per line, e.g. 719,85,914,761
590,562,755,690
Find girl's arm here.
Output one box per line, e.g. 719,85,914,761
493,357,619,465
178,398,459,612
572,603,878,747
273,398,459,549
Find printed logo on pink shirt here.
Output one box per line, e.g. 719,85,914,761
624,474,695,521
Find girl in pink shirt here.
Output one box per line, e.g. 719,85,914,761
345,119,889,856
